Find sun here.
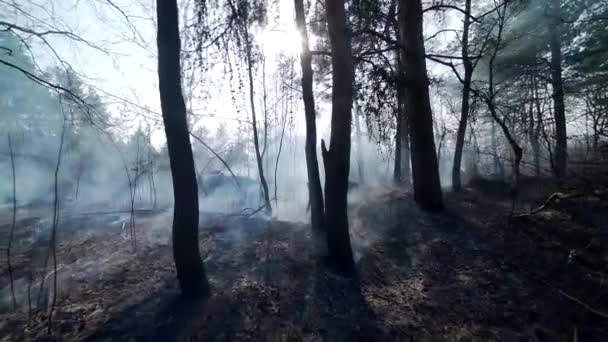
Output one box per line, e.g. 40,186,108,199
261,25,302,57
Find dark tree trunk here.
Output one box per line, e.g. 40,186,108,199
549,0,567,179
451,0,473,192
295,0,324,233
399,0,443,210
323,0,355,274
156,0,209,298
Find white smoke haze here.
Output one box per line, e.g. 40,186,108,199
1,0,605,323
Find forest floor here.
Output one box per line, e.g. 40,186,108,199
1,178,607,341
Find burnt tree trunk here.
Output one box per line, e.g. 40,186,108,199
156,0,210,298
549,0,567,179
323,0,355,274
451,0,473,192
295,0,324,233
399,0,443,210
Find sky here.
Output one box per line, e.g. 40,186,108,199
1,0,309,146
2,0,462,149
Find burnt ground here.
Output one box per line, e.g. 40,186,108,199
0,181,607,341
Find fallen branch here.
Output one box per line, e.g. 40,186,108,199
189,132,241,191
515,191,587,217
552,285,608,320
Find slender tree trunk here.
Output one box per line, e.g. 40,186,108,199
74,170,81,200
244,24,272,213
549,0,567,179
48,116,66,333
399,0,443,210
156,0,209,298
7,134,17,310
485,7,522,189
530,76,541,177
354,107,365,184
452,0,473,192
274,113,288,204
295,0,324,233
323,0,355,274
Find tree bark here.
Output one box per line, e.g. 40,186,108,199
323,0,355,274
295,0,324,233
156,0,209,298
399,0,443,210
549,0,567,179
451,0,473,192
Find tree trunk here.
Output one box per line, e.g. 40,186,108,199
451,0,473,192
393,109,402,183
244,25,272,213
323,0,355,274
354,106,365,184
295,0,324,233
399,0,443,210
7,134,17,310
530,75,541,177
156,0,209,298
485,8,522,189
549,0,567,179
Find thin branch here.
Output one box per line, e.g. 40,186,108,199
423,4,480,22
189,132,242,191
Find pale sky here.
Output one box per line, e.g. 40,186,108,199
3,0,460,147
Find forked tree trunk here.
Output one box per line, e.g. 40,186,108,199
485,5,522,190
549,0,567,179
451,0,473,192
295,0,324,233
323,0,355,274
244,24,272,213
399,0,443,210
156,0,209,298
